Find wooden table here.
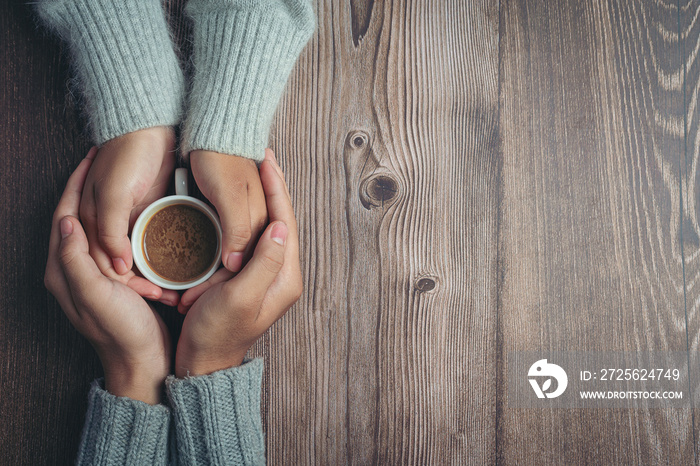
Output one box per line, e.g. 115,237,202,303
2,0,698,464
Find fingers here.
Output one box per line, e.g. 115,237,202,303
263,148,292,198
247,174,269,243
94,183,135,274
225,221,288,305
53,149,96,224
217,184,251,272
124,275,167,302
157,288,180,307
259,150,297,231
256,149,303,321
46,148,97,317
79,168,129,277
58,216,112,307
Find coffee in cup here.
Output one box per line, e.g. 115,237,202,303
132,168,222,290
142,203,218,283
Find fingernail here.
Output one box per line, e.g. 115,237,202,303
113,257,128,275
271,222,288,246
60,218,73,239
225,252,244,271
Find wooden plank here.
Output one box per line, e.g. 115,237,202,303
252,1,500,464
0,2,98,465
498,0,693,463
680,0,700,458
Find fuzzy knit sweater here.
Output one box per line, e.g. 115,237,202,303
36,0,316,161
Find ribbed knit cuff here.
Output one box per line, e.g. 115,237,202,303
182,0,316,161
35,0,185,144
166,358,265,466
75,379,171,466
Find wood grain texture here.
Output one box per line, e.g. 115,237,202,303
499,0,693,463
257,1,500,464
681,0,700,456
0,2,97,465
3,0,700,464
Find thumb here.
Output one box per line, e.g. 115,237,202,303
59,216,109,299
95,191,134,274
228,221,288,299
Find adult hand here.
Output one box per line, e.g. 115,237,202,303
189,150,268,273
80,127,179,305
175,149,302,377
45,148,172,404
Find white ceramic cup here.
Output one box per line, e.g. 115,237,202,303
131,168,222,290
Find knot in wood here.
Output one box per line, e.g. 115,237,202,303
347,130,369,150
414,276,437,293
359,173,399,209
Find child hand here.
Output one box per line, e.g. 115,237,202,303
45,149,173,405
79,127,179,306
189,150,268,273
175,149,302,377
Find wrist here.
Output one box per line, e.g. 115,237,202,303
105,126,176,152
103,363,167,405
175,351,247,379
189,150,257,167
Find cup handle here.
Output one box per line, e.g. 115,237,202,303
175,168,189,196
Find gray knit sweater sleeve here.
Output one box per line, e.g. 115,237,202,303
166,358,266,465
76,380,172,465
182,0,316,161
35,0,185,145
76,359,265,464
37,0,314,158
